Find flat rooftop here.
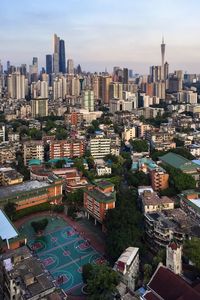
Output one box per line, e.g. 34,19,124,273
189,199,200,209
0,180,49,199
0,209,18,240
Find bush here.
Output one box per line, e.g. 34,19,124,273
13,202,51,221
82,263,94,284
53,205,64,213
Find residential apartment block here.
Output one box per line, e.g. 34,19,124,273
89,137,111,159
50,139,85,159
84,181,116,227
23,140,44,166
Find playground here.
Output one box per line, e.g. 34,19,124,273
19,216,105,295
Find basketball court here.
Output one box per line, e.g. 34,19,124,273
19,216,105,295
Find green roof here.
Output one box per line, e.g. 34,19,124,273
28,159,41,166
94,180,114,190
159,152,199,172
85,189,116,204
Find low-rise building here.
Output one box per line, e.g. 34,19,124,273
159,152,200,184
143,264,200,300
0,209,26,252
144,208,200,250
0,168,23,186
1,246,55,300
84,180,116,227
150,168,169,191
138,186,174,213
52,168,88,192
0,143,16,164
0,176,63,210
114,247,139,292
94,159,112,176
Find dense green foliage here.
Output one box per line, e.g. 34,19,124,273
31,218,48,233
126,171,150,187
4,202,17,220
12,202,51,221
162,164,196,192
82,263,94,284
130,139,149,152
184,238,200,271
86,264,120,300
104,189,143,264
52,204,64,213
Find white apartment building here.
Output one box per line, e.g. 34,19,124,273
90,137,111,159
122,126,136,141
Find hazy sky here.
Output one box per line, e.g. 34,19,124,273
1,0,200,74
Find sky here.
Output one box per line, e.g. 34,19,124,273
1,0,200,74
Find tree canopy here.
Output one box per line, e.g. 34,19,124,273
130,139,149,153
184,238,200,271
4,202,17,220
104,189,143,264
31,218,48,233
86,264,120,300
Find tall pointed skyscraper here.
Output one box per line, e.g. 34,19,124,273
53,34,60,74
161,36,166,80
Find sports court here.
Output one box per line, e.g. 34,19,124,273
19,216,105,295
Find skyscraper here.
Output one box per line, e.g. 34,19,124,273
67,59,74,74
161,37,166,80
59,39,66,73
46,54,52,74
53,34,60,74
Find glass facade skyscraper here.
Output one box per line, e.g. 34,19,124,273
46,54,52,74
59,39,66,73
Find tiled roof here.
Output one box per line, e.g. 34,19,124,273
148,265,200,300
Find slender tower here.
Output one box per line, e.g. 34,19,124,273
161,36,165,80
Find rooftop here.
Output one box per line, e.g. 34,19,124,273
85,188,116,203
0,209,18,241
0,180,49,200
159,152,199,172
147,265,200,300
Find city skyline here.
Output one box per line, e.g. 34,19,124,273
1,0,200,73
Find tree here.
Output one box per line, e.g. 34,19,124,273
87,264,119,300
184,238,200,270
143,264,153,285
31,218,48,234
104,189,143,263
130,139,149,152
67,206,77,219
4,202,17,220
126,171,150,188
82,263,93,284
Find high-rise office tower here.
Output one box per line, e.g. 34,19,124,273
46,55,52,74
67,59,74,74
7,61,10,73
53,34,60,74
123,68,129,84
164,62,169,80
161,37,166,80
59,39,66,73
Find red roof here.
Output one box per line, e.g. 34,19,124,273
143,291,160,300
148,266,200,300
